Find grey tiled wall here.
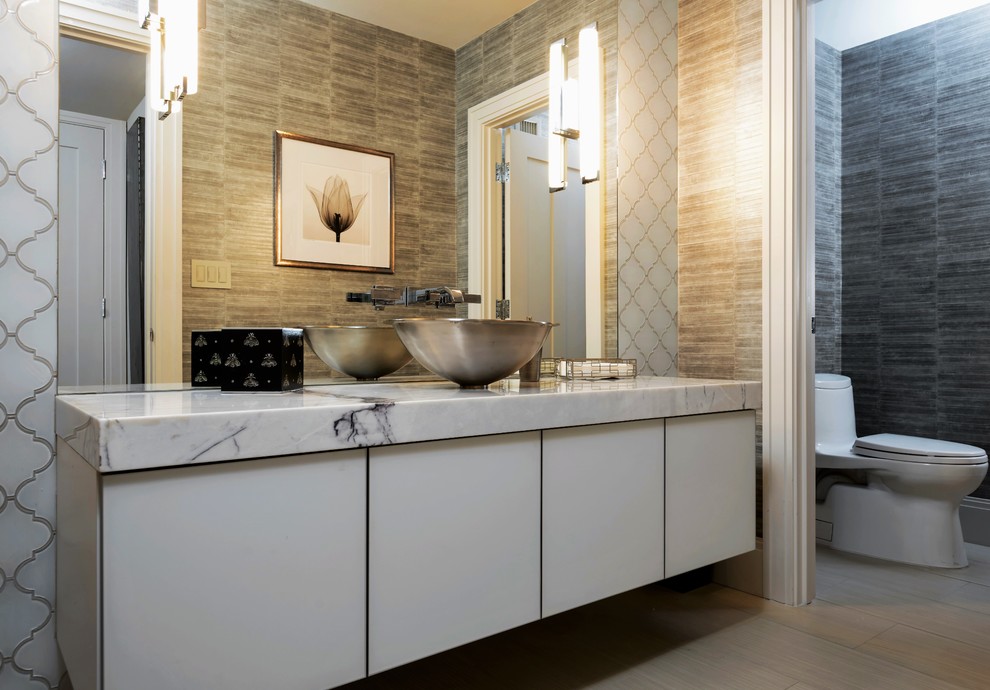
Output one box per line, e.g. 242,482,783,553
815,40,841,375
839,4,990,499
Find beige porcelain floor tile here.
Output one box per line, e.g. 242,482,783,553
816,577,990,651
693,617,966,690
924,543,990,587
615,645,797,690
816,546,970,600
935,581,990,616
710,585,896,648
857,623,990,689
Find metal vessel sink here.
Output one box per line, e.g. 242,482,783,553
392,318,553,388
304,326,413,380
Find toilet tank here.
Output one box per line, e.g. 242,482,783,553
815,373,857,451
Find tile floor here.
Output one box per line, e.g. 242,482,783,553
345,543,990,689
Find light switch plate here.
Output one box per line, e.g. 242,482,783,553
191,259,232,289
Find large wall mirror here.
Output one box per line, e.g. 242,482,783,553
56,0,618,390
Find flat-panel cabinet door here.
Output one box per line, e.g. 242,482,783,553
368,433,541,674
665,410,756,578
542,421,664,617
102,451,367,690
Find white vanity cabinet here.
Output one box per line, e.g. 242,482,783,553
57,441,368,690
367,433,542,674
665,410,756,577
542,420,664,616
55,380,759,690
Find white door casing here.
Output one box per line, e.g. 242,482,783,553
761,0,816,606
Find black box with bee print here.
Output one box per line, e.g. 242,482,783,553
191,330,223,388
217,328,305,392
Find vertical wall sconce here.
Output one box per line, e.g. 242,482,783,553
548,23,602,192
139,0,203,119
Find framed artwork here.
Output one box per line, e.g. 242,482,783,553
274,130,395,273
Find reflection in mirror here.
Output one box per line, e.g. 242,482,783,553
57,35,148,389
500,113,587,358
59,1,618,390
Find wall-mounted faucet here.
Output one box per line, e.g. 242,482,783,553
346,285,482,311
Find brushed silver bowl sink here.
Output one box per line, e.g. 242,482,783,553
304,326,413,380
392,318,553,388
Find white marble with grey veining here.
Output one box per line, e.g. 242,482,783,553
56,376,761,473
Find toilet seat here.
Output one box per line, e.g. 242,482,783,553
853,433,987,466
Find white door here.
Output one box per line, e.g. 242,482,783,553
506,129,586,358
59,120,106,387
59,114,127,387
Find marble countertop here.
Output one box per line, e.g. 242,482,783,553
56,376,761,473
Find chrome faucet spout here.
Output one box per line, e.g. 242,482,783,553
347,285,481,309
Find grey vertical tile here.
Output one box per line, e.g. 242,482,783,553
935,4,990,486
838,6,990,497
815,40,842,375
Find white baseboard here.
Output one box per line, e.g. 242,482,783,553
961,497,990,547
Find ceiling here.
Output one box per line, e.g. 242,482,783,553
300,0,540,49
815,0,990,50
60,36,145,121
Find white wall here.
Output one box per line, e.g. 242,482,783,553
0,0,65,687
816,0,990,50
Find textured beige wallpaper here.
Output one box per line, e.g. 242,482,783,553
454,0,619,356
678,0,763,530
677,0,762,382
182,0,457,380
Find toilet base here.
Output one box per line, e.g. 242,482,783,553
816,482,969,568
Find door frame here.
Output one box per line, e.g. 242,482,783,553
59,111,128,385
762,0,816,606
59,0,183,384
467,70,604,356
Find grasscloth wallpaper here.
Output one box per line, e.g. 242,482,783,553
677,0,762,384
677,0,763,529
182,0,457,380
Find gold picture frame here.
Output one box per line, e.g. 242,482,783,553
274,130,395,273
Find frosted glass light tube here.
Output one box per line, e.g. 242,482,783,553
579,24,601,183
548,38,568,191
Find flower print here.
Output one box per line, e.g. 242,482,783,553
307,175,367,242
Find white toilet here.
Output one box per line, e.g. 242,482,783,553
815,373,988,567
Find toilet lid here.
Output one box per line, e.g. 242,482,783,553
815,373,851,389
854,433,988,465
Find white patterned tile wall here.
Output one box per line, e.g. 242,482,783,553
0,0,66,687
617,0,678,376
